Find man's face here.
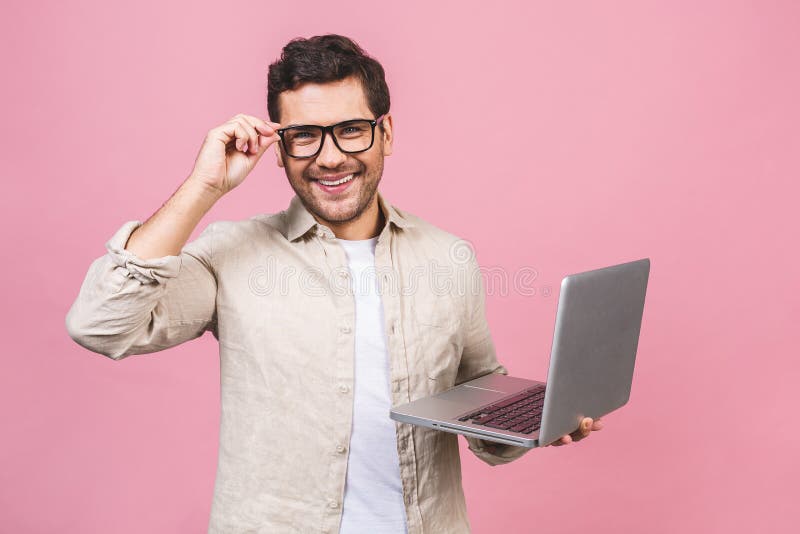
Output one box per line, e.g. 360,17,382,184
275,76,393,227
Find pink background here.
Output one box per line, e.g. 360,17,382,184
2,1,798,532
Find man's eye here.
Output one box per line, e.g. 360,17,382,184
339,126,367,136
288,130,317,142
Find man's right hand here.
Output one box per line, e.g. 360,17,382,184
188,114,282,196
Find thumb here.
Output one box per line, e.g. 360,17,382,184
248,133,276,162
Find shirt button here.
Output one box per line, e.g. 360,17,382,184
338,384,350,394
341,326,351,334
336,444,347,454
328,500,340,509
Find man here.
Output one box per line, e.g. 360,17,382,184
66,34,603,533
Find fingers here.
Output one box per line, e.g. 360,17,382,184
233,115,259,154
250,117,282,136
570,417,593,442
546,434,571,447
239,114,281,154
211,114,281,155
213,120,245,151
547,417,601,447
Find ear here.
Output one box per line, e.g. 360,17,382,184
380,113,393,157
275,140,285,168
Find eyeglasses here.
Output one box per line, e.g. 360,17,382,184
276,114,386,159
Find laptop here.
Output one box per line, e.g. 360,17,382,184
389,258,650,448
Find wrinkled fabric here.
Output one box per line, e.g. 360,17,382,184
66,192,531,533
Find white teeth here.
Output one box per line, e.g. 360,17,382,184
318,174,355,186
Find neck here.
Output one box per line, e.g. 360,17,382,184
318,196,385,240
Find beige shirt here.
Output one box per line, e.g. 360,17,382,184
65,192,530,533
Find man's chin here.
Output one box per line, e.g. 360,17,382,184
316,208,361,225
308,197,362,224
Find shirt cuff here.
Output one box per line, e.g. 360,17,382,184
105,221,182,285
466,436,532,466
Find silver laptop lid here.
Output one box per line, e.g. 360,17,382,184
538,258,650,445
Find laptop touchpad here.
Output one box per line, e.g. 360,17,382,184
435,386,507,405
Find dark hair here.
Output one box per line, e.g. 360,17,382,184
267,34,390,128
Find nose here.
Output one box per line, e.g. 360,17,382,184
315,130,347,168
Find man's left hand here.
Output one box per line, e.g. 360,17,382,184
482,417,604,454
546,417,604,447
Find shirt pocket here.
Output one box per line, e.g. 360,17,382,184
410,295,463,394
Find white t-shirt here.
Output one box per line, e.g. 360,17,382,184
336,236,408,534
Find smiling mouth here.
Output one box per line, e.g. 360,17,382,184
312,173,358,186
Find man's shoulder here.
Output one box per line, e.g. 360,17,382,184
396,205,457,241
197,210,290,250
398,207,476,266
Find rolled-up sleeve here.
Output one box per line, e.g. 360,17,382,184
456,249,532,466
65,220,218,360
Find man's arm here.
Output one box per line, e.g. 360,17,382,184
65,180,222,360
65,113,280,360
455,246,532,466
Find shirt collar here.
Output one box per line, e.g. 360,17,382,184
285,191,414,242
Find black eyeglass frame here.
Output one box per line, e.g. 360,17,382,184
275,114,387,159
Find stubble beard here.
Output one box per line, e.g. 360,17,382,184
291,160,383,226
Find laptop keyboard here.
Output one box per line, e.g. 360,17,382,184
456,384,546,434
